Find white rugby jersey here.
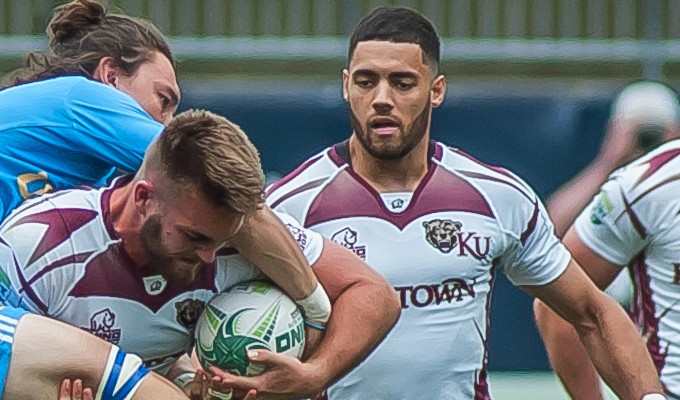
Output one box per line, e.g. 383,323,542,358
266,140,571,400
0,178,323,375
575,139,680,398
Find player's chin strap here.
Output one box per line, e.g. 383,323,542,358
95,345,150,400
296,283,332,330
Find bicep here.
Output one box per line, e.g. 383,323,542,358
312,238,388,303
563,227,623,290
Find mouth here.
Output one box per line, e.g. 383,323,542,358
370,120,400,136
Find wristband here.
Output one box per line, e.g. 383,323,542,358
296,283,331,324
172,371,196,388
641,394,666,400
304,319,327,331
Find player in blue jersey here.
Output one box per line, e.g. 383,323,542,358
0,0,344,396
0,0,176,220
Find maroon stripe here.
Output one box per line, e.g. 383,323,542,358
450,147,520,182
327,146,345,167
266,153,325,197
268,178,327,210
520,202,540,245
101,176,132,240
629,173,680,206
621,189,647,239
630,255,666,375
433,142,444,161
636,148,680,184
26,252,93,286
458,170,533,203
14,253,47,314
474,267,495,400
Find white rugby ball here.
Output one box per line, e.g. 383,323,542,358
195,280,305,376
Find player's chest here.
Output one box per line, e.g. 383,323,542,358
310,214,503,283
52,290,214,363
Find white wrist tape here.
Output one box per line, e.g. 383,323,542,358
172,371,196,388
641,394,666,400
296,283,332,324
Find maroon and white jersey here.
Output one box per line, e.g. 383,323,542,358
0,178,323,375
575,139,680,397
266,140,571,399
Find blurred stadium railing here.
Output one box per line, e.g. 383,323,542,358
2,0,680,81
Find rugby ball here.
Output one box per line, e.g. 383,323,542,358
194,280,306,376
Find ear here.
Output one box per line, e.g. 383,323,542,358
92,56,121,88
342,69,350,103
430,75,447,108
133,180,157,217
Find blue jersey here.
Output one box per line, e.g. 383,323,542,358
0,76,163,220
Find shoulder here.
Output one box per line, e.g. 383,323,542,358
266,145,343,209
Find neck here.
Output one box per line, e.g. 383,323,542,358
349,134,430,193
109,183,149,267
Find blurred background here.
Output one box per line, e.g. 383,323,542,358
2,0,676,398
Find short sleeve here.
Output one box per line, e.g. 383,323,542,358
498,200,572,286
272,210,324,266
574,178,647,266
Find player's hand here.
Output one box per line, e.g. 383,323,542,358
183,369,212,400
59,379,93,400
599,121,645,169
207,350,324,400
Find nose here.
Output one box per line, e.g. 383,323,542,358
372,81,394,115
195,248,217,264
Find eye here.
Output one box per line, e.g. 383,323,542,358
395,81,415,91
159,94,171,109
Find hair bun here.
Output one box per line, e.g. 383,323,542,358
48,0,106,44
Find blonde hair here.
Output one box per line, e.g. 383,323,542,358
144,109,264,215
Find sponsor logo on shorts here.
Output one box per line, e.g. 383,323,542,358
395,277,477,309
86,308,121,344
423,219,491,259
331,227,366,260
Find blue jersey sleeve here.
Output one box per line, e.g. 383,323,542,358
65,79,164,173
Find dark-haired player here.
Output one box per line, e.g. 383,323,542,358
265,6,665,399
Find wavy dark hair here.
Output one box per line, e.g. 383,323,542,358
2,0,174,88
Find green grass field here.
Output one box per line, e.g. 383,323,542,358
489,371,617,399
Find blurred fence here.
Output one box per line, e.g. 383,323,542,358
0,0,678,39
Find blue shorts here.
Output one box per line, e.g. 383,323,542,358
0,306,29,397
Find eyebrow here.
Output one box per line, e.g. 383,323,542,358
352,69,419,80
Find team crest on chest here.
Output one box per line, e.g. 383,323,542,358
331,227,366,260
142,275,167,295
85,308,121,344
422,219,491,259
175,299,205,330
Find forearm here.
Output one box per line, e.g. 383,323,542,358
306,281,399,389
231,206,317,300
534,299,605,400
574,296,661,400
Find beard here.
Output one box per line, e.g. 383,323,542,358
349,100,431,160
140,214,202,286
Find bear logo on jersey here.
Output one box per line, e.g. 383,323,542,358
423,219,463,254
87,308,121,344
331,227,366,260
175,299,206,330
